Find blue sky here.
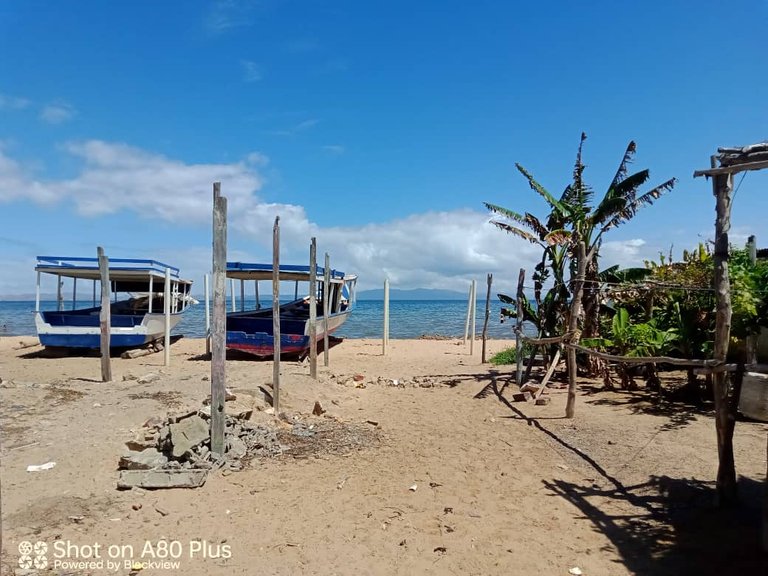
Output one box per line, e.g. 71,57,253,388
1,0,767,296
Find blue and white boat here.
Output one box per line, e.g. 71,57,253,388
224,262,357,358
34,256,195,349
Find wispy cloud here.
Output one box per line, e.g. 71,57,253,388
206,0,255,34
322,145,345,155
40,102,76,124
265,118,320,137
0,93,31,110
241,60,262,82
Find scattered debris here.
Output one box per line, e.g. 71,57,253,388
203,388,237,405
312,401,325,416
366,420,379,427
68,515,85,524
535,397,551,406
137,372,161,385
429,482,442,488
154,505,170,516
409,484,418,492
353,374,365,382
444,507,453,514
26,461,56,472
568,568,583,575
434,546,447,554
132,503,142,511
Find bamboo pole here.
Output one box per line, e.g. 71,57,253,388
565,240,587,418
163,267,171,366
469,280,476,355
210,182,227,456
482,273,492,363
515,269,525,387
272,216,281,413
323,253,330,366
309,238,318,379
97,247,112,382
383,278,390,355
204,274,211,355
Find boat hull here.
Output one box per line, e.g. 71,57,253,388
226,309,350,358
35,311,184,349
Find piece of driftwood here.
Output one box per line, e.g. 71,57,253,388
97,246,112,383
565,342,723,368
534,347,561,401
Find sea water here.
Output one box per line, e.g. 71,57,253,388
0,299,524,340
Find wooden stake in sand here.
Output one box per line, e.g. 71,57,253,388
204,273,211,355
565,240,587,419
383,278,390,355
469,279,477,355
463,283,472,344
309,237,318,379
324,253,331,366
482,273,492,363
163,267,171,367
272,216,281,413
97,246,112,382
211,182,227,456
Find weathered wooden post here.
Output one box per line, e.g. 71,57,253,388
711,158,737,503
163,267,171,366
469,279,477,355
309,238,318,379
565,240,587,419
482,273,493,363
272,216,281,413
204,273,211,355
515,268,525,387
210,182,227,456
383,278,390,355
97,246,112,382
323,253,330,366
746,235,758,364
463,283,472,344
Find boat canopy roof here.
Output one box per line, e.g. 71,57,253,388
35,256,193,285
227,262,356,283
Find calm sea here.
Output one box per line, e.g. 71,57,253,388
0,299,522,340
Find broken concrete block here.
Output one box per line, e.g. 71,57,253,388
226,436,247,459
169,415,209,458
119,448,168,470
535,396,551,406
117,469,207,490
137,372,161,384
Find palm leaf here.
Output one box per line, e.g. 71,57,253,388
608,141,637,189
599,177,676,233
488,221,544,245
515,163,571,218
544,228,572,246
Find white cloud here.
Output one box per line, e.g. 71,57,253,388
322,145,345,155
0,141,661,296
206,0,254,34
40,102,76,124
0,93,30,110
241,60,262,82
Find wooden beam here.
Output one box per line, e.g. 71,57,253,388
535,347,561,401
97,246,112,382
204,274,211,355
272,216,281,413
469,280,476,356
163,267,171,366
693,158,768,178
210,182,227,456
382,278,390,356
309,238,318,379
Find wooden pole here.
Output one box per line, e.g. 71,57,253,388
323,253,330,366
240,279,245,312
72,278,77,310
565,240,587,418
383,278,390,355
35,271,40,313
309,238,318,379
463,283,472,343
482,273,493,363
210,182,227,456
469,280,477,355
711,158,737,504
163,267,171,366
230,278,236,312
746,235,758,364
204,273,211,355
515,268,525,387
97,247,112,382
272,216,281,413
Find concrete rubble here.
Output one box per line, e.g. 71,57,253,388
117,408,285,490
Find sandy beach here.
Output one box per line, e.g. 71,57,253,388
1,336,766,576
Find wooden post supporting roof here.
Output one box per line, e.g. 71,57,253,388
565,240,587,419
323,253,330,366
482,273,492,363
515,269,525,387
211,182,227,456
272,216,281,413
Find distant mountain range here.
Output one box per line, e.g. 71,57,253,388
356,288,468,300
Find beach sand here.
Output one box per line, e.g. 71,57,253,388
1,336,766,575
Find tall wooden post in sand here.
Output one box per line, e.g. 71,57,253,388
469,280,477,355
97,246,112,382
382,278,390,355
565,241,587,419
515,269,525,387
211,182,227,456
482,273,493,363
163,267,171,367
309,238,318,379
323,253,331,366
272,217,281,413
